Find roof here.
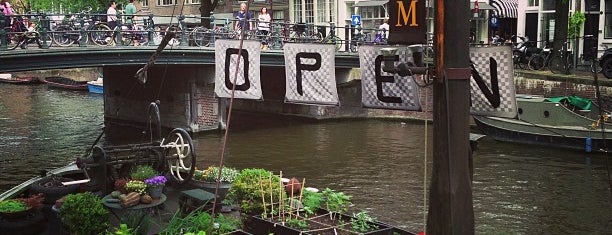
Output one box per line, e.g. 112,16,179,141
354,0,388,7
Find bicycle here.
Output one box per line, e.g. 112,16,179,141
319,22,342,51
349,26,366,53
527,45,552,70
7,30,43,50
549,41,574,75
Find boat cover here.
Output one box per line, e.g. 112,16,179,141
545,96,592,110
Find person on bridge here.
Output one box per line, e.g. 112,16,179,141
0,0,14,28
107,1,118,30
124,0,139,46
378,18,389,39
257,7,271,50
234,2,252,39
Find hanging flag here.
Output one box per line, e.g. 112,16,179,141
469,46,517,117
214,39,263,100
283,43,339,105
359,45,421,110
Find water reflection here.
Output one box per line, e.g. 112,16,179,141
0,84,610,233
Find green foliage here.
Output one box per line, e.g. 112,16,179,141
286,218,308,230
60,192,109,235
568,11,586,39
321,188,352,215
119,210,152,235
15,0,109,14
0,200,28,212
184,232,207,235
160,210,240,235
131,165,158,181
350,211,378,233
301,190,323,216
107,224,134,235
226,168,286,215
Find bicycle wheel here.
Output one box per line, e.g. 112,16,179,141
549,56,564,74
52,26,75,47
191,27,210,47
268,32,283,49
528,54,546,70
323,36,342,51
8,35,22,50
90,23,112,46
591,61,603,74
119,32,133,46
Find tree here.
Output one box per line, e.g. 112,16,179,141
199,0,220,28
13,0,108,14
552,0,570,57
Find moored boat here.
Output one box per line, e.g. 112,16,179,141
0,74,41,84
87,77,104,94
473,95,612,152
44,76,88,90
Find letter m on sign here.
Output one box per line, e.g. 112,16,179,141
388,0,426,45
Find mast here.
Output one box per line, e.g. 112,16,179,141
426,0,474,233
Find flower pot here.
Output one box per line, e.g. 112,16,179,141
147,185,164,199
190,180,231,202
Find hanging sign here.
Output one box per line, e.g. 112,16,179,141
214,39,263,100
388,0,426,45
469,46,517,117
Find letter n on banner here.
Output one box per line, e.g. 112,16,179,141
360,45,421,110
214,39,263,100
283,43,338,105
469,46,517,118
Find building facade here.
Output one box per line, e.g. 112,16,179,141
517,0,611,58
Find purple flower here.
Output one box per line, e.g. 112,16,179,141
144,175,167,186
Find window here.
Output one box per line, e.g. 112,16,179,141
185,0,200,4
142,0,149,8
293,0,302,22
157,0,176,6
542,0,555,11
305,0,314,23
528,0,538,7
606,0,612,38
316,0,336,23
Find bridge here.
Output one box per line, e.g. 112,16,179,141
0,46,361,72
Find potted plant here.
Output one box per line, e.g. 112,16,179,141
192,166,240,202
59,191,109,235
130,165,158,181
144,175,167,199
124,180,148,195
0,194,46,234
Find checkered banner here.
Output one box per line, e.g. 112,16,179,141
470,46,517,118
215,39,262,100
359,45,421,110
283,43,339,105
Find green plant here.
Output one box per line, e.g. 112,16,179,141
194,166,240,183
60,192,109,235
120,210,152,235
160,210,240,235
0,199,28,212
226,168,286,215
286,218,308,230
568,11,586,39
125,180,148,194
107,223,134,235
350,211,378,233
301,190,323,216
321,188,352,216
130,165,158,181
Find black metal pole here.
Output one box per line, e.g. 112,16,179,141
427,0,475,233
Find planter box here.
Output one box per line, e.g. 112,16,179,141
249,209,394,235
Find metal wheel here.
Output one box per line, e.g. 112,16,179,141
52,25,75,47
549,56,563,74
163,128,196,184
90,23,112,46
528,54,545,70
602,58,612,79
191,27,210,47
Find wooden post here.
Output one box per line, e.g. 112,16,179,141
426,0,475,234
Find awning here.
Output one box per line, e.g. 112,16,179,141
354,0,387,7
490,0,518,18
471,2,496,11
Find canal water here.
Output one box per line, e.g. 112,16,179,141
0,83,610,233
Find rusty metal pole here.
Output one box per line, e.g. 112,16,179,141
426,0,474,233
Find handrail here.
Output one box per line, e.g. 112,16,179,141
0,11,388,52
